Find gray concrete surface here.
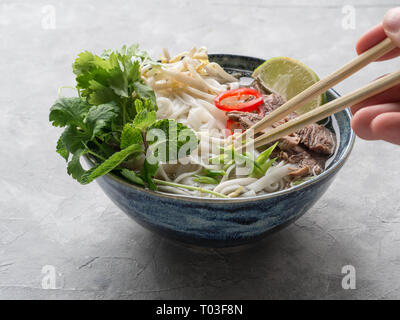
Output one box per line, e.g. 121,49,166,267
1,0,400,299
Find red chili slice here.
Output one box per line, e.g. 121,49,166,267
225,119,242,136
215,88,264,112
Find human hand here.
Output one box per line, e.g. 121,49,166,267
351,7,400,145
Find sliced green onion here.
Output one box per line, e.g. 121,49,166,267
250,142,279,178
223,160,234,171
209,154,228,164
192,175,219,185
261,157,277,173
221,146,261,170
292,176,313,186
153,179,228,198
203,169,226,177
255,142,278,167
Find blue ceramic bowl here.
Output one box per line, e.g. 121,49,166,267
86,54,355,248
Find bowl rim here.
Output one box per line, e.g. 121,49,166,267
85,54,356,204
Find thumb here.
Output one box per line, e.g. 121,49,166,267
383,7,400,48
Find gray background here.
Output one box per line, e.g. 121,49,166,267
1,0,400,299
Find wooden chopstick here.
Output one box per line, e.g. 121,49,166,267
241,37,396,137
241,70,400,150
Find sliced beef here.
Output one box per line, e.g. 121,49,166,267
260,93,286,115
288,166,311,179
278,144,326,176
278,135,300,150
226,93,286,129
295,123,336,155
226,111,262,130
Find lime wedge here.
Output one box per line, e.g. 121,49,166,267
252,57,326,114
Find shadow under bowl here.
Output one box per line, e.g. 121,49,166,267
86,54,355,248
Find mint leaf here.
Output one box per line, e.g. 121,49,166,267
49,97,90,128
140,159,158,190
81,143,143,184
120,169,145,186
120,123,143,149
135,98,157,113
132,110,156,132
134,99,146,113
148,119,198,162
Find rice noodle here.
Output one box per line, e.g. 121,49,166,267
214,177,257,193
241,189,256,197
189,156,221,171
158,186,192,196
220,164,235,183
220,184,242,195
174,166,202,183
228,186,244,198
157,164,172,181
247,164,291,193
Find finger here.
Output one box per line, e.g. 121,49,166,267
383,7,400,48
350,83,400,114
351,102,400,143
356,23,400,61
371,112,400,145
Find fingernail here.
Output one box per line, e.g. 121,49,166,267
383,7,400,33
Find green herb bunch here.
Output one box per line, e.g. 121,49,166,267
49,45,197,189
